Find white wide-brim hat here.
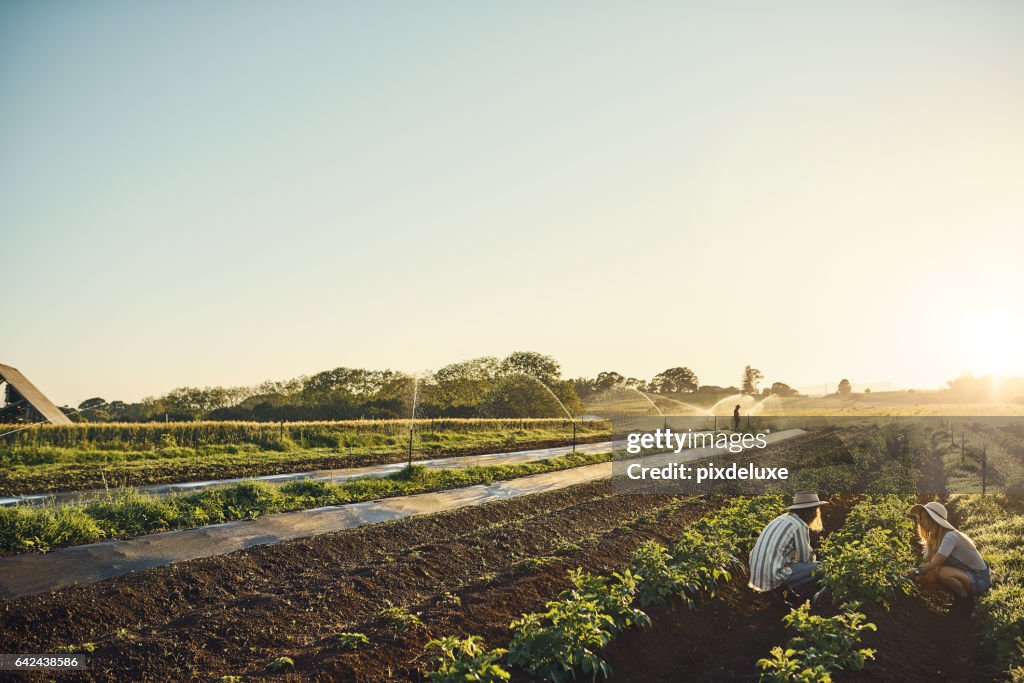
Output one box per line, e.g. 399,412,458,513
786,491,830,511
909,501,955,531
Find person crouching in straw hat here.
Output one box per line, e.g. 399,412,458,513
908,501,991,606
748,492,828,598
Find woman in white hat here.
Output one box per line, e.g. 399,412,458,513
908,501,991,601
748,491,829,596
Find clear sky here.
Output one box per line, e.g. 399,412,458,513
2,1,1023,405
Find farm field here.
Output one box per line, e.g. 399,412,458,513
0,483,997,682
0,481,713,681
0,419,609,495
593,390,1024,418
2,421,1020,681
0,451,612,555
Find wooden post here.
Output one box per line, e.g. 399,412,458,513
408,425,414,467
982,445,987,495
961,431,965,465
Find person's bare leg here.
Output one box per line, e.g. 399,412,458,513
918,570,941,590
936,567,972,598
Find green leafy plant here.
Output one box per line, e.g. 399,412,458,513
785,602,876,671
267,656,295,671
508,597,617,682
514,555,554,575
816,497,915,607
670,528,740,596
440,591,462,607
379,605,424,631
559,568,650,634
628,540,695,608
757,646,833,683
425,635,510,682
53,642,96,654
336,632,369,650
953,495,1024,679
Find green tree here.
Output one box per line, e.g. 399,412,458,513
76,397,110,421
497,351,561,386
78,397,107,411
651,367,699,393
741,366,764,395
426,357,499,412
478,375,581,418
838,379,852,395
593,371,626,391
770,382,798,397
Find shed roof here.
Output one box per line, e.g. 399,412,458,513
0,364,72,425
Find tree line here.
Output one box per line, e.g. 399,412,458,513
68,355,813,422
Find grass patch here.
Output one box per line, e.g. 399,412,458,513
952,495,1024,679
0,421,609,495
0,451,610,555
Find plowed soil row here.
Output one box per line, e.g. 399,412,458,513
0,481,712,681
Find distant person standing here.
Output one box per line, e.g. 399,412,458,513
734,404,741,431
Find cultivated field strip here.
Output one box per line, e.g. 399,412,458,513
0,482,713,682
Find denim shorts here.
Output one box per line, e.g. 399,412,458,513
947,556,991,596
967,564,992,596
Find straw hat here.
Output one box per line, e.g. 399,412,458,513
909,501,955,531
786,491,830,511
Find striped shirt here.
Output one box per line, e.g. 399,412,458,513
748,513,813,591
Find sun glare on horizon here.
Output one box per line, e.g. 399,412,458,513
961,307,1023,380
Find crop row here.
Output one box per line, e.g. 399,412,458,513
0,423,610,495
815,495,917,606
0,452,610,555
420,494,785,682
952,494,1024,680
1,418,607,451
757,496,916,682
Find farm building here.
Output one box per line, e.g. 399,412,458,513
0,363,71,424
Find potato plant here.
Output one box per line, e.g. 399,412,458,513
759,497,912,681
507,494,784,681
757,646,833,683
559,569,650,634
784,601,876,672
425,636,510,683
757,603,876,682
816,497,916,607
508,595,618,682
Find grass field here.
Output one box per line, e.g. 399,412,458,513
0,419,609,495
